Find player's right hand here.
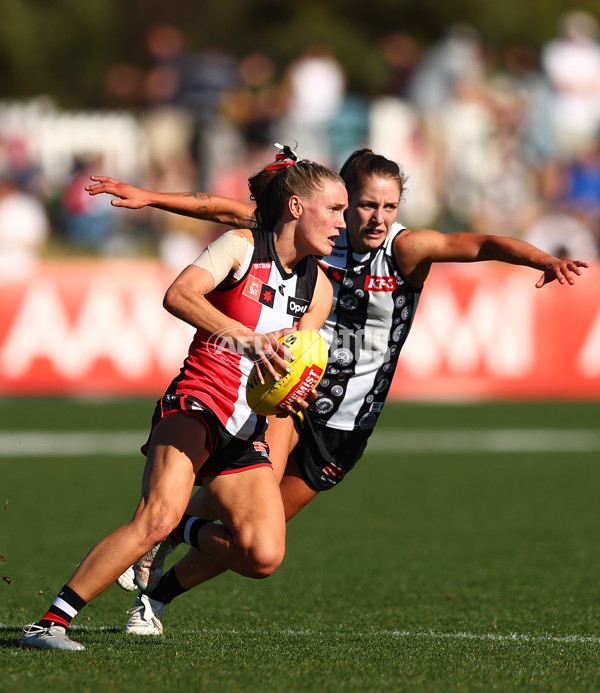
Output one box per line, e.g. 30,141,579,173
86,176,151,209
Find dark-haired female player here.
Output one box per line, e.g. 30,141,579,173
20,154,347,650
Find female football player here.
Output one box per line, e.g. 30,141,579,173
20,154,347,650
82,147,588,636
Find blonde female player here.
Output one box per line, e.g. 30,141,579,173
84,147,588,635
20,154,347,651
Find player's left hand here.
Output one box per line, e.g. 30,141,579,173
535,260,589,288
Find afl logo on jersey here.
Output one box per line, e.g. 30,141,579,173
286,296,309,316
365,275,397,291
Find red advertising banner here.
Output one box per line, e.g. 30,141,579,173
0,260,194,396
393,263,600,400
0,260,598,399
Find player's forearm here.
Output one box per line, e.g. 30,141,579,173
152,192,255,228
477,235,559,269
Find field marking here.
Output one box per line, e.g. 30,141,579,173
368,429,600,453
1,429,600,457
0,431,143,456
3,623,600,644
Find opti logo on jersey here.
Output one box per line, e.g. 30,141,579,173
287,296,309,316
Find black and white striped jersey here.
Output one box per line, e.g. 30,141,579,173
310,222,422,432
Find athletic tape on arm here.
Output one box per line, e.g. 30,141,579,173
193,230,254,287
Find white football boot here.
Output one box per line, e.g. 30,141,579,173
116,565,138,592
124,593,165,635
20,622,85,651
134,536,177,593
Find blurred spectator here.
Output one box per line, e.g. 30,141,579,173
141,108,196,184
523,212,598,260
560,135,600,233
4,22,600,266
143,23,186,107
380,32,421,99
369,97,439,226
222,51,280,151
328,94,370,171
436,75,494,231
143,159,209,271
405,24,494,232
105,63,145,105
0,174,49,278
178,46,239,188
503,42,557,170
276,43,346,164
61,155,115,252
138,24,239,190
407,24,485,117
437,73,540,236
541,11,600,159
157,209,212,273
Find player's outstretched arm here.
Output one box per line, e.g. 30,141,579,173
86,175,256,228
395,229,590,288
462,234,588,287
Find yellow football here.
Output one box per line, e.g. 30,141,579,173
246,330,328,416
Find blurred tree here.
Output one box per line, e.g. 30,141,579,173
1,0,599,107
0,0,117,106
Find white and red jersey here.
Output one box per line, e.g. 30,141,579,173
166,228,319,439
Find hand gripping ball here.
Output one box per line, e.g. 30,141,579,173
246,330,328,416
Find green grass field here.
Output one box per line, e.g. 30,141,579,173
1,398,600,692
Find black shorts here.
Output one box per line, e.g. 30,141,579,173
142,394,271,482
291,414,371,492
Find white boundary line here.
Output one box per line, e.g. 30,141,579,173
1,429,600,457
368,429,600,453
3,624,600,644
0,432,143,456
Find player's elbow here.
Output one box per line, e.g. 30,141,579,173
163,282,194,318
163,285,181,316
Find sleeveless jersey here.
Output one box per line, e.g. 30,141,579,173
310,222,421,432
166,228,319,439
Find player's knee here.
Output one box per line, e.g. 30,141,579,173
245,550,284,579
238,535,285,579
133,502,180,548
253,544,285,578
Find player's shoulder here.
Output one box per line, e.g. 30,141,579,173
230,227,255,243
393,227,445,251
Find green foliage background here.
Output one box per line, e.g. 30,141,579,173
1,0,598,107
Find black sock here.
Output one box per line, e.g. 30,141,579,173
150,568,189,605
171,514,209,550
39,584,87,630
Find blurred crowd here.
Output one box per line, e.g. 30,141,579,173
1,10,600,275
